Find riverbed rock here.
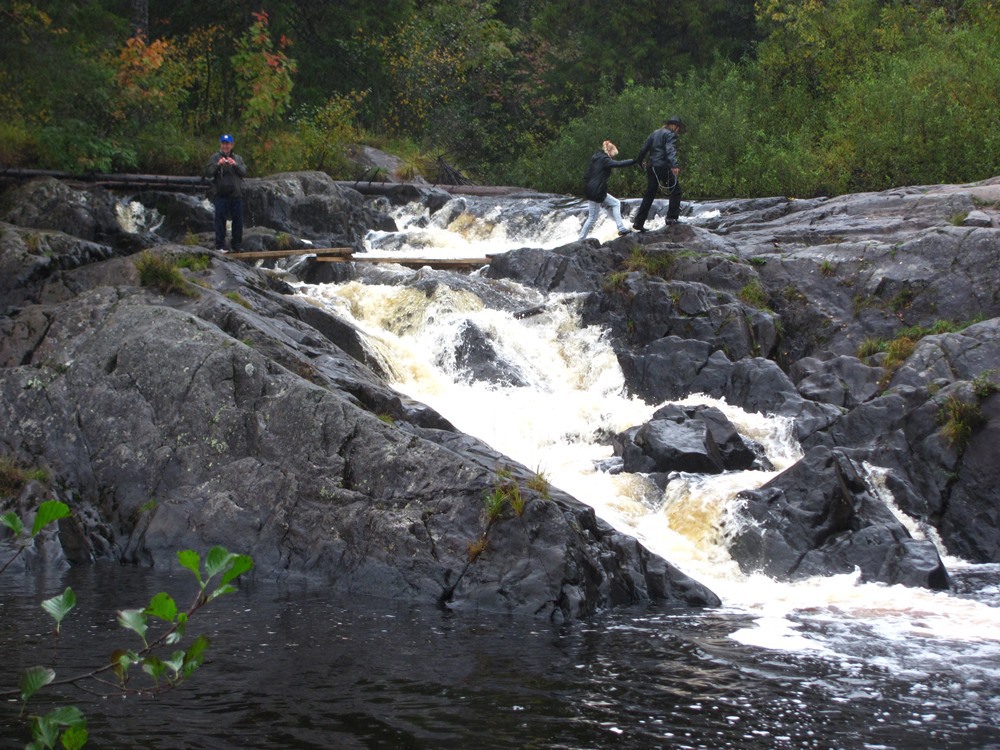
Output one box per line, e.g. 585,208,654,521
727,446,949,589
487,175,1000,584
0,228,719,619
613,403,762,476
2,171,1000,605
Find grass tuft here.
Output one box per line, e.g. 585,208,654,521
134,252,197,297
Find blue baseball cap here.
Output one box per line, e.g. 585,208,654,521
220,134,234,143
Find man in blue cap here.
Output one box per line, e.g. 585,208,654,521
204,133,247,252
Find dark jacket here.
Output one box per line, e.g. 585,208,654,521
635,127,679,171
583,151,636,202
204,150,248,198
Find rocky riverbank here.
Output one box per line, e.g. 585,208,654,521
1,171,998,619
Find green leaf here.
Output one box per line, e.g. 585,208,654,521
28,705,86,750
203,545,232,579
1,510,25,536
61,724,89,750
111,649,138,686
163,650,186,677
220,553,254,586
117,608,148,643
141,656,167,684
177,549,202,584
29,714,59,749
31,500,70,536
48,705,85,724
40,588,76,632
207,583,236,602
19,665,56,702
144,592,178,622
182,634,210,677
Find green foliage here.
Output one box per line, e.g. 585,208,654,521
483,487,507,523
134,252,196,297
972,371,1000,399
623,247,675,279
267,93,368,175
938,395,984,450
3,509,254,749
882,335,917,370
857,337,887,359
0,119,38,168
225,291,252,309
0,457,32,497
27,704,87,750
174,254,212,272
1,500,71,576
231,11,298,135
40,588,76,635
818,22,1000,192
527,467,550,499
738,280,769,309
1,0,997,196
603,271,629,294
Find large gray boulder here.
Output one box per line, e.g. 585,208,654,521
0,238,719,620
727,446,949,589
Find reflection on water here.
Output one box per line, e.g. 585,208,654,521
2,566,999,749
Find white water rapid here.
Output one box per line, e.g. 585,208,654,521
293,197,1000,698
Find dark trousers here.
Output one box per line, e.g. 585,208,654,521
632,165,681,229
213,196,243,251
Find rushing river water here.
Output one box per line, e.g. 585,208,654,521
3,195,1000,748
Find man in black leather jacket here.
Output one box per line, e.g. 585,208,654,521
631,116,683,232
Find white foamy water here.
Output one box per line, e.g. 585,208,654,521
293,195,1000,684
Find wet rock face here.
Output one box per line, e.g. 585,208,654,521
613,404,764,476
487,176,1000,585
1,172,999,612
0,177,720,620
726,446,949,589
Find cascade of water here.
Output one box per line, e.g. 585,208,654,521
294,196,1000,684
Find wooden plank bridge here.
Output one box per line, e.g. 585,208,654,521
224,248,492,271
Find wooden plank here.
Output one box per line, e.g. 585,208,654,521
313,256,490,269
225,248,352,260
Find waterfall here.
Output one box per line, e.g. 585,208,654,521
293,194,1000,683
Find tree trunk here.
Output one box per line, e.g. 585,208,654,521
131,0,149,39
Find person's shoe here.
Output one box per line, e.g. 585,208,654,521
631,225,646,233
618,228,632,236
664,219,679,226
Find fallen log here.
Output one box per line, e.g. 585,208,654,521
224,248,352,260
313,256,491,270
0,167,532,197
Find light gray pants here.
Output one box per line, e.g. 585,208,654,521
579,194,628,239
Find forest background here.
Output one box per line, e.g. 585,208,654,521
1,0,998,200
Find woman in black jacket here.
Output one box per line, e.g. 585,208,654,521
578,140,636,240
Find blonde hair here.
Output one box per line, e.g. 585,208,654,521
602,140,617,155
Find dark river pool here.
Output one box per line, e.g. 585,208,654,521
3,564,1000,749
